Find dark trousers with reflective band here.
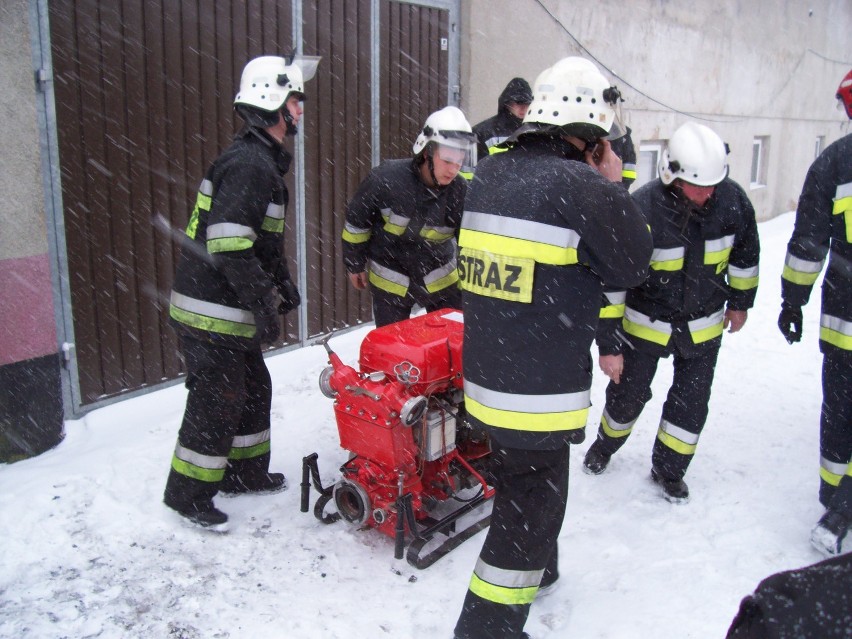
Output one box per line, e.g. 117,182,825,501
371,283,461,328
164,337,273,511
595,337,720,480
454,442,568,639
819,351,852,515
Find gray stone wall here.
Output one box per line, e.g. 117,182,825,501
0,0,46,260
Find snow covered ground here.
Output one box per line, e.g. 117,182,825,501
0,212,837,639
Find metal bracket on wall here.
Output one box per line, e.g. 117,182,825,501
34,68,51,93
61,342,75,369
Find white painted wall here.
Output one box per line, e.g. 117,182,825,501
459,0,852,220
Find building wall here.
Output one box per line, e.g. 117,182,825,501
460,0,852,221
0,0,55,362
0,0,63,460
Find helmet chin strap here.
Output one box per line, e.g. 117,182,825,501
425,153,441,189
581,137,601,154
282,107,298,136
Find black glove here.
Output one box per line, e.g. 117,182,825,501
252,289,281,344
277,278,301,315
777,302,803,344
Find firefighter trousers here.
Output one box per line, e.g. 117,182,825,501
592,339,720,481
371,283,461,327
819,351,852,515
164,337,274,511
454,441,568,639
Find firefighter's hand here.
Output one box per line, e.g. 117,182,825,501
252,289,281,344
724,309,748,333
585,139,623,183
348,272,368,290
777,302,803,344
277,278,301,315
599,353,624,384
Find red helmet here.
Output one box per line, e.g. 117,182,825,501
837,70,852,119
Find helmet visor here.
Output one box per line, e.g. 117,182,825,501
293,56,321,82
604,117,627,142
603,95,628,141
434,140,477,172
437,129,476,145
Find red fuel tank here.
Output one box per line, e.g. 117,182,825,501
358,309,464,394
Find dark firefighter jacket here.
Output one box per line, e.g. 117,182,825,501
169,127,293,350
597,178,760,359
471,77,531,159
781,133,852,356
459,135,653,451
341,158,467,300
726,552,852,639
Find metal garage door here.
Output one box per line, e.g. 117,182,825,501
41,0,458,413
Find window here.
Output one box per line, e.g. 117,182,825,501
750,136,768,188
635,142,665,190
815,135,825,159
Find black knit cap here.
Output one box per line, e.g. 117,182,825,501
500,77,533,105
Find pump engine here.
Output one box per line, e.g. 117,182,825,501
301,309,493,568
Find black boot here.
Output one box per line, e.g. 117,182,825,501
164,498,229,532
651,467,689,503
583,444,612,475
810,509,850,556
219,472,287,495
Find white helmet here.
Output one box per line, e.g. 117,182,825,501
412,106,476,155
521,57,620,140
234,55,320,112
659,122,728,186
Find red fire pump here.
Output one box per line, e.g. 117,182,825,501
300,309,494,568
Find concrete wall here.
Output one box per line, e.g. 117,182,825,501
460,0,852,221
0,0,63,460
0,0,56,364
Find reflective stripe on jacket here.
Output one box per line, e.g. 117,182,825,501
460,135,652,450
782,134,852,354
598,177,760,356
169,127,291,349
342,158,466,299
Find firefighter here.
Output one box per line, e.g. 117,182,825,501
471,77,533,160
585,121,761,503
778,69,852,556
453,57,653,639
163,54,318,531
342,106,476,327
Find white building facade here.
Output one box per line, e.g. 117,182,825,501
460,0,852,220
